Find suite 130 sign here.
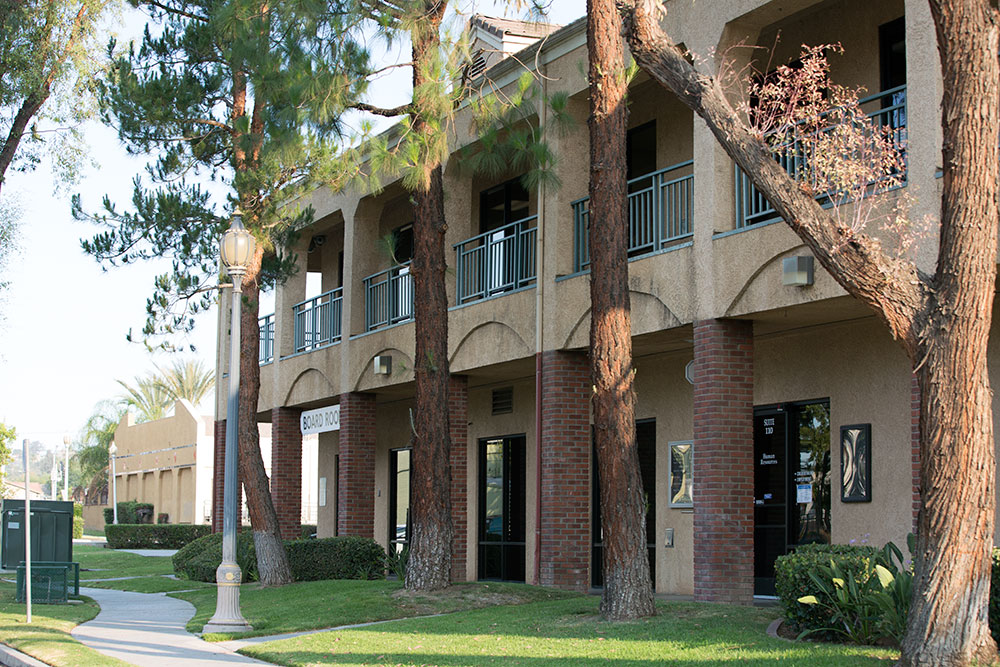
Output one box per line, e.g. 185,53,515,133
301,405,340,435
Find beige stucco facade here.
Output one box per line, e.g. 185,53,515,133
214,0,980,596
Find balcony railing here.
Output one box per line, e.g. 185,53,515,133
258,313,274,364
293,287,343,353
572,160,694,272
455,215,538,304
735,84,907,229
363,262,413,332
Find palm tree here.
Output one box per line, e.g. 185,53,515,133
153,359,214,407
117,376,172,422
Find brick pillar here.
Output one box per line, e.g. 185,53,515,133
692,319,754,604
213,420,225,532
272,407,303,540
911,374,921,532
538,350,591,591
449,375,469,582
338,392,376,537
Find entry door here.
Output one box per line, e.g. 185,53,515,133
592,420,656,588
388,448,411,555
478,435,526,582
753,402,831,595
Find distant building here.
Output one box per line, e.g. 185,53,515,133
3,479,46,501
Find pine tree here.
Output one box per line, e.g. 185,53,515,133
75,0,368,586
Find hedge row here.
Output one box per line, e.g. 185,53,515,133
72,503,84,538
105,523,211,549
172,534,385,583
104,501,155,525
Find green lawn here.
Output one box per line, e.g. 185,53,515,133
173,580,577,640
0,582,129,666
241,597,900,666
75,544,176,579
82,576,213,593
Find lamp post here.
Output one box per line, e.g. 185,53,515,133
109,442,118,524
204,211,254,633
62,436,70,502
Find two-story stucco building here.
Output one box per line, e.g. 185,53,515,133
212,0,988,603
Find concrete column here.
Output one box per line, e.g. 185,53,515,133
274,239,309,361
272,407,304,540
448,375,469,582
692,318,754,604
538,350,591,592
172,468,182,524
337,392,376,537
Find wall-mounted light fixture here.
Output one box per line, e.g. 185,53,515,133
782,256,815,287
373,355,392,376
684,360,695,385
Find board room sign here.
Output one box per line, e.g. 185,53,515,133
300,405,340,435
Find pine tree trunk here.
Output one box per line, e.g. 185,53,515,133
404,1,452,592
900,2,998,664
237,246,293,586
587,0,655,621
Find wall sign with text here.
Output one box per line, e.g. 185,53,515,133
300,405,341,435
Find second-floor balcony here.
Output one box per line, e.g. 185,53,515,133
363,262,413,332
259,313,275,364
735,85,907,229
455,215,537,305
293,288,343,353
572,160,694,272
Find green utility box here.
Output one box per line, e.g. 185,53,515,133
16,564,70,604
1,500,74,570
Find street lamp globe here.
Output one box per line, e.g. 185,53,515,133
220,212,255,279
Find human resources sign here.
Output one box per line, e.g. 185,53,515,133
300,405,340,435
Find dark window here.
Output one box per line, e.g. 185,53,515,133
478,435,526,582
392,223,414,264
479,178,530,234
389,448,411,557
626,121,657,183
879,17,906,92
592,419,657,588
337,250,344,288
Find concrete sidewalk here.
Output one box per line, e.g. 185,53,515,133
72,587,272,666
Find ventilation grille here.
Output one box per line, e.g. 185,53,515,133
491,387,514,415
465,51,487,81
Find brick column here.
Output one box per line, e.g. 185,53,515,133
272,407,303,540
338,392,376,537
692,319,754,604
212,420,225,532
449,375,469,582
911,374,921,532
538,350,591,591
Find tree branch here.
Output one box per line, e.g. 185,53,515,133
139,0,210,23
618,0,927,355
350,101,413,117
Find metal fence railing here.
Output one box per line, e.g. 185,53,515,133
293,287,343,353
455,215,537,304
258,313,274,364
363,262,413,332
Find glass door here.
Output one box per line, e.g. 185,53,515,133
753,401,831,595
388,448,411,556
478,435,526,582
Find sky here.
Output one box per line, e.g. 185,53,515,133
0,0,585,454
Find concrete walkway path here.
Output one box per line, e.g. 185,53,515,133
72,587,272,666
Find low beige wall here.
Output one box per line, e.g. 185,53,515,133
82,503,108,533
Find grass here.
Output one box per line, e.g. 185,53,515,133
241,597,900,666
81,576,212,593
0,582,129,666
171,580,578,640
75,544,176,579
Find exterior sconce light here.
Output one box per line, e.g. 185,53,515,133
684,360,695,385
782,256,814,287
373,355,392,376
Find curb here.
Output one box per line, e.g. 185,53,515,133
0,643,49,667
767,618,795,642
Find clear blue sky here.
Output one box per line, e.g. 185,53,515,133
0,0,585,452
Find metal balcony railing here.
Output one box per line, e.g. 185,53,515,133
363,262,413,332
258,313,274,364
455,215,538,305
735,85,907,229
293,287,343,353
572,160,694,272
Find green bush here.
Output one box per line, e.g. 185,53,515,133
103,501,155,525
286,537,386,581
73,516,84,538
775,543,880,635
171,534,384,583
300,524,317,539
172,531,258,582
73,503,83,518
105,523,211,549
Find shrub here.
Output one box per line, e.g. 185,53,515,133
172,534,384,583
103,501,155,525
73,503,84,538
300,524,317,539
776,543,879,635
105,524,211,549
172,531,258,583
286,537,386,581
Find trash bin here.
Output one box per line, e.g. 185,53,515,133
0,499,74,570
